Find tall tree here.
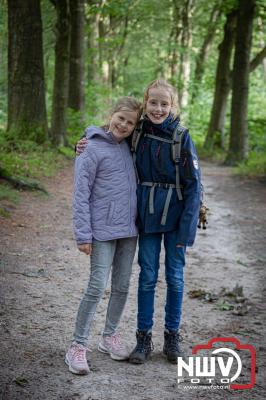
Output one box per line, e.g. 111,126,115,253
178,0,194,109
50,0,70,147
204,10,237,150
192,2,222,101
168,1,182,82
257,16,266,78
226,0,256,164
68,0,85,112
7,0,47,142
94,2,131,90
86,0,101,83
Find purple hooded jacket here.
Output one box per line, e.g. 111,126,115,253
73,126,138,244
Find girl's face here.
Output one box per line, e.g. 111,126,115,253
109,109,138,142
145,87,172,124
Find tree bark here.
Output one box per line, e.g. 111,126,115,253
226,0,256,165
169,0,182,82
108,14,117,89
178,0,194,109
7,0,47,143
192,2,222,101
50,0,70,147
98,16,108,84
249,46,266,72
204,11,236,150
257,17,266,78
68,0,85,111
87,6,100,83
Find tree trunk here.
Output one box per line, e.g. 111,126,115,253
226,0,256,165
192,2,222,101
98,17,109,85
68,0,85,111
249,45,266,73
169,0,182,83
257,17,266,78
87,10,99,83
204,11,236,150
178,0,194,109
7,0,47,143
108,14,117,89
50,0,70,147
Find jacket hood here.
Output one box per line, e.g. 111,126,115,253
84,125,118,144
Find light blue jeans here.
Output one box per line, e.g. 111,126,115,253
74,237,137,345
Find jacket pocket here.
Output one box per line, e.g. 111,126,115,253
106,201,115,225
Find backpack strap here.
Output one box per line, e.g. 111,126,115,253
131,120,144,183
172,123,187,201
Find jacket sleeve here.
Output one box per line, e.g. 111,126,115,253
176,132,201,246
72,149,97,244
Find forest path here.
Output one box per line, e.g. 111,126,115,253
0,161,265,400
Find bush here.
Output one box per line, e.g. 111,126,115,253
0,132,69,179
234,152,266,178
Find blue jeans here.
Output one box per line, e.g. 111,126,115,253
74,237,137,345
137,231,186,332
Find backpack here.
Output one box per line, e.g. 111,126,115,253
131,120,187,202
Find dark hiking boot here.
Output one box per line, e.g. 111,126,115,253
163,330,183,364
129,330,153,364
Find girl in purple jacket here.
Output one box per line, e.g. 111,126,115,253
65,97,141,375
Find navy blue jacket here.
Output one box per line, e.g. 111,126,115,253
135,115,201,246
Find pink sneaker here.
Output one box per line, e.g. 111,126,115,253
98,333,129,361
65,342,90,375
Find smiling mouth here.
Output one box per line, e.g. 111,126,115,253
115,126,127,134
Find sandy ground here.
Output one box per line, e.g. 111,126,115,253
0,161,266,400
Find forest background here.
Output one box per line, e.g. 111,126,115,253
0,0,265,214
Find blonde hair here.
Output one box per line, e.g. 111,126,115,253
104,96,142,131
143,79,180,119
110,96,142,120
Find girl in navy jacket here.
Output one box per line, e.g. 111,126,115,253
129,79,201,364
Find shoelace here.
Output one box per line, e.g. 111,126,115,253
72,345,91,362
167,333,183,352
109,333,124,349
135,334,154,353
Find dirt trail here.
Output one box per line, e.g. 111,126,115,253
0,161,265,400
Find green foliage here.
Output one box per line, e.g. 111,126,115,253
6,122,47,144
66,108,85,145
234,152,266,178
0,0,265,178
0,131,69,179
0,182,20,218
0,183,20,203
0,1,7,130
